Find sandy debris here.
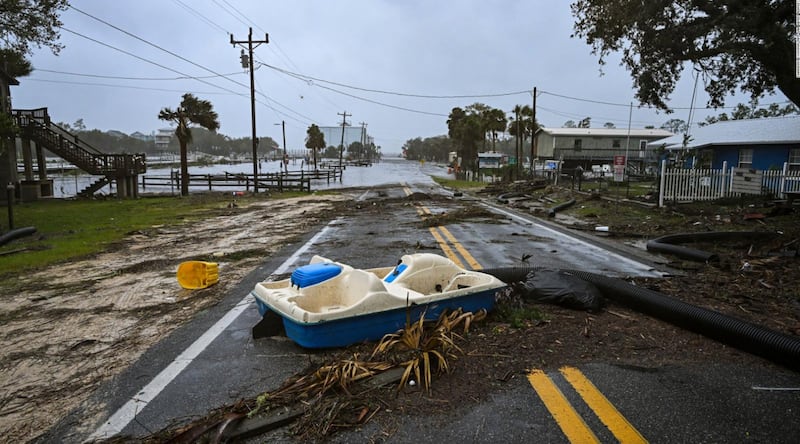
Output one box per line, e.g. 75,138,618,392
0,194,349,442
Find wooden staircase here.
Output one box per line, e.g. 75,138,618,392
78,177,111,198
13,108,146,197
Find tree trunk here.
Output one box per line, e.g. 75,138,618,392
180,140,189,196
775,72,800,109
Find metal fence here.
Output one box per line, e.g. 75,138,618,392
659,160,800,207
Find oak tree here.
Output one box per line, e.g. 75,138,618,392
0,0,68,57
571,0,799,108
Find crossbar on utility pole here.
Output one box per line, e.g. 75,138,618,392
231,28,268,193
338,111,351,167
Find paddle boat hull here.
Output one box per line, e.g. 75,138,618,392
251,253,506,348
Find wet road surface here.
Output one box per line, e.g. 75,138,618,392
43,159,799,443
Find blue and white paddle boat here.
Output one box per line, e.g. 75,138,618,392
251,253,506,348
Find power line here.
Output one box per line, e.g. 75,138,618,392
171,0,228,34
23,77,236,95
60,27,240,94
57,28,309,125
184,0,345,116
69,5,246,91
34,68,245,81
261,62,531,99
310,80,449,117
220,0,264,34
538,88,794,111
210,0,250,28
66,5,313,127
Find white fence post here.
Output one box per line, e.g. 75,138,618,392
780,162,788,198
721,161,728,199
659,159,667,207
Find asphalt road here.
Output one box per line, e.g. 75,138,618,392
43,160,800,443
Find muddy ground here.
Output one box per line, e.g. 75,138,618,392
2,185,799,442
0,193,352,442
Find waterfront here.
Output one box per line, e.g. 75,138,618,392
44,156,436,197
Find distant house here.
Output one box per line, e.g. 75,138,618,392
106,130,127,139
651,115,800,171
155,128,174,151
130,131,155,142
534,127,673,168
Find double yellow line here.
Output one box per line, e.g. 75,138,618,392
528,367,647,443
404,186,482,270
403,186,643,441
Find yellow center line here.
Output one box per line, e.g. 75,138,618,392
527,369,600,443
428,227,465,268
560,367,648,444
437,226,482,270
402,186,412,196
412,199,477,271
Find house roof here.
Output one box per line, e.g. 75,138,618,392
537,127,673,138
650,115,800,150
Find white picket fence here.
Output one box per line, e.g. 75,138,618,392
659,160,800,207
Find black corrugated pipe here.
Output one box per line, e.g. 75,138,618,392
0,226,37,247
547,199,576,217
646,231,780,262
483,266,800,372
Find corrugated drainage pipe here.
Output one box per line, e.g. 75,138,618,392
646,231,780,262
483,266,800,372
547,199,576,217
0,226,37,247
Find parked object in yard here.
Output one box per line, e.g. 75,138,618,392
251,253,506,348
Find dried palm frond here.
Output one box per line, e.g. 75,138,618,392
371,308,486,393
251,354,392,416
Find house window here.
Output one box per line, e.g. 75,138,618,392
612,139,620,148
738,148,753,169
639,140,647,158
789,148,800,171
574,139,582,151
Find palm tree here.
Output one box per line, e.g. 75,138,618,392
305,124,325,169
484,108,507,152
158,94,219,196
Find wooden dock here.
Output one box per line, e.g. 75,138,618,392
141,169,343,193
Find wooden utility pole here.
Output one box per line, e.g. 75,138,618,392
359,121,367,161
338,111,351,167
231,28,268,192
280,120,287,173
531,86,537,175
515,107,521,179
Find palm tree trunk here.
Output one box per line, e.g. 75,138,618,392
180,140,189,196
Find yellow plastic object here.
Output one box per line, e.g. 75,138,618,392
177,261,219,289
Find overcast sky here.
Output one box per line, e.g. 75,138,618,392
12,1,790,155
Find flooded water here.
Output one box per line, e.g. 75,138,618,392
48,157,449,198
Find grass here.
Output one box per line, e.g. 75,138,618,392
494,304,546,329
576,178,656,198
0,193,289,276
